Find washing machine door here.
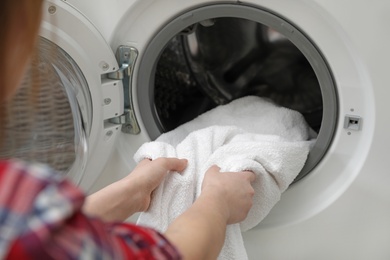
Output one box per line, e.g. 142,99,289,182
0,0,131,190
111,1,374,228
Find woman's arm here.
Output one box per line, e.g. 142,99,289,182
83,158,188,222
1,160,182,260
84,161,255,259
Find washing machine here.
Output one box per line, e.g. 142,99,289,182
3,0,389,258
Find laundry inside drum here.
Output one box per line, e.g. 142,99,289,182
154,17,323,134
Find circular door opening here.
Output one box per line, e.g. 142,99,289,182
137,4,338,182
0,37,92,184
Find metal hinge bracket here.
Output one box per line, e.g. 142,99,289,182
107,46,140,134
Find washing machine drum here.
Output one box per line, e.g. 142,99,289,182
137,6,338,182
154,18,323,133
0,38,90,183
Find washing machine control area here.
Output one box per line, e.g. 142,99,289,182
8,0,372,229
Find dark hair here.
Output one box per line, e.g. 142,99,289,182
0,0,44,144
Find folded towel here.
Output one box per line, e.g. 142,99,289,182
134,96,313,260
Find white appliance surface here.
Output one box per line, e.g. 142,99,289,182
242,0,390,258
59,0,390,258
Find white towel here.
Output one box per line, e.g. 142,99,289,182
134,96,313,259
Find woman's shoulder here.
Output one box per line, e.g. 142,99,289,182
0,159,86,258
0,159,85,219
1,159,63,182
0,158,85,213
0,159,85,207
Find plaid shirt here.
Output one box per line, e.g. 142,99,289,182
0,160,181,259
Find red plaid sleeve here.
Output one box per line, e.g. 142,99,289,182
0,160,181,259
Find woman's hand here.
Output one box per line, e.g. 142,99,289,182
201,165,256,224
164,165,255,260
125,158,188,212
83,157,187,222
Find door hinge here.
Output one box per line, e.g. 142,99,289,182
107,46,140,134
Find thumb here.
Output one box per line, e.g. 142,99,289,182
240,171,256,183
